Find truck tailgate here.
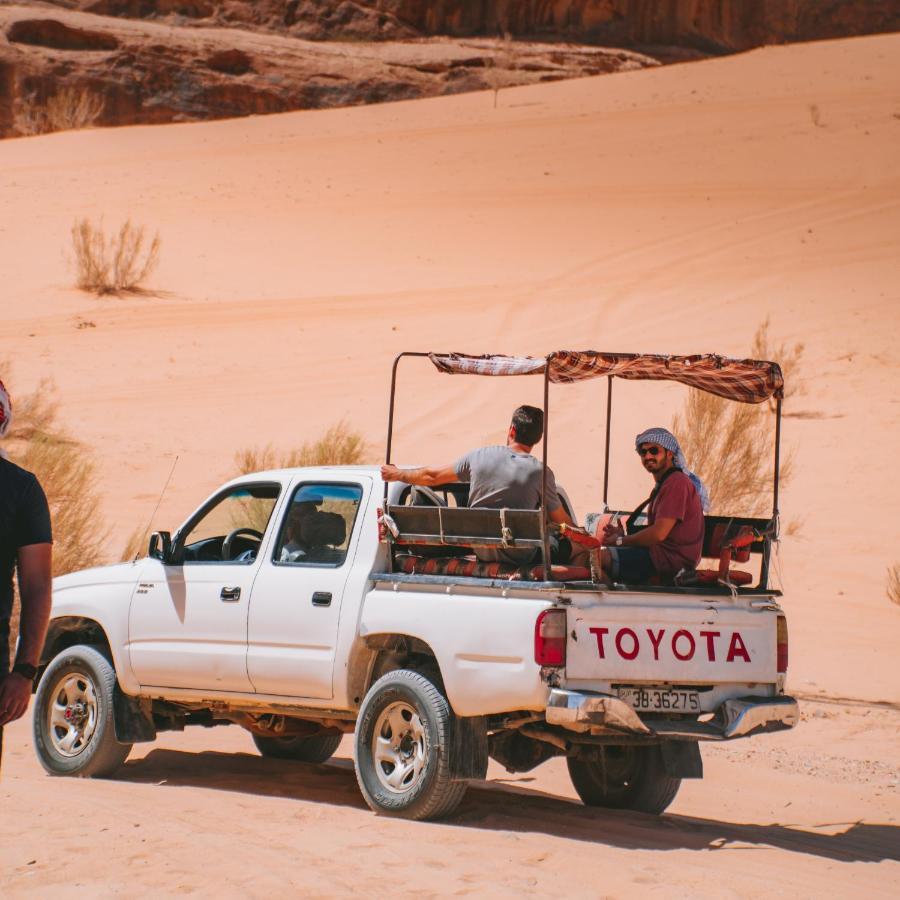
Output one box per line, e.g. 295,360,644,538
567,599,777,684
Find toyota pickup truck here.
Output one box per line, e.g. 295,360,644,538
32,350,799,821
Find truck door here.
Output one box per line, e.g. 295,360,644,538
128,482,281,693
246,479,368,700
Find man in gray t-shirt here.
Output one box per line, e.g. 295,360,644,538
381,405,574,564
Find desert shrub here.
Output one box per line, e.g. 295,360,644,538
888,564,900,608
5,375,107,658
751,318,805,413
235,421,367,475
119,525,148,563
487,32,516,108
16,87,104,136
71,218,161,295
671,321,801,517
234,422,367,535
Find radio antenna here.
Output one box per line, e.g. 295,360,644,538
132,455,179,562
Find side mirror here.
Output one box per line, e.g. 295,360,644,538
148,531,172,562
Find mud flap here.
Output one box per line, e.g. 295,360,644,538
113,686,157,743
661,740,703,779
449,715,488,781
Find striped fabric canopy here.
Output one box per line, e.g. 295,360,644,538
428,351,784,404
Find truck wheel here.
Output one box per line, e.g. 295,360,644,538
354,669,467,821
567,744,681,815
33,644,132,778
252,732,343,763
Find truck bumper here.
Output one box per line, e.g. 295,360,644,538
545,689,799,741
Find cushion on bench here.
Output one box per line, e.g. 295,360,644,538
395,554,590,582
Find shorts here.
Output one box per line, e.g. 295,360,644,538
607,546,656,583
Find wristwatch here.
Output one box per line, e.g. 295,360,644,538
615,535,624,547
11,662,38,683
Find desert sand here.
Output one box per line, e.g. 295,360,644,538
1,31,898,896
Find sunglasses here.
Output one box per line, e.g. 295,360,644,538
638,445,664,457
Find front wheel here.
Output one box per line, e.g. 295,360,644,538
567,744,681,815
33,644,132,778
354,669,467,821
252,732,343,763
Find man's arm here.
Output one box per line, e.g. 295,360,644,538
619,517,677,547
549,505,575,527
380,463,459,487
0,542,52,726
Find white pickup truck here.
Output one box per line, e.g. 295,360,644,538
34,463,797,821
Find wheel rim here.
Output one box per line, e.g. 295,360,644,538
371,700,427,794
596,746,640,801
46,671,99,758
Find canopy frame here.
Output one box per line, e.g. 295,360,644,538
384,351,784,588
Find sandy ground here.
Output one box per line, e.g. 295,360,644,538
1,698,898,897
1,30,899,897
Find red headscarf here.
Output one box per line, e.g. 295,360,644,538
0,378,11,438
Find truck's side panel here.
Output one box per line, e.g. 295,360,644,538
48,564,142,695
359,587,554,717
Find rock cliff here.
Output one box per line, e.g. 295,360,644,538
3,1,896,137
37,1,900,49
0,4,656,137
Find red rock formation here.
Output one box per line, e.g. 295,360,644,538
4,1,894,137
42,1,900,49
0,4,656,137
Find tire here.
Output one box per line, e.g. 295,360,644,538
252,732,343,764
33,644,132,778
567,744,681,815
354,669,467,821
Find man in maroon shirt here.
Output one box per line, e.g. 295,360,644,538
600,427,706,584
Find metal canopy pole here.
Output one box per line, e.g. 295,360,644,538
541,364,551,580
760,396,783,590
772,396,783,519
384,351,431,502
602,376,613,507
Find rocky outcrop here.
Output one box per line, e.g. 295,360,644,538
5,1,894,138
40,1,900,49
0,5,657,137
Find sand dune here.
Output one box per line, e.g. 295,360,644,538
1,32,898,896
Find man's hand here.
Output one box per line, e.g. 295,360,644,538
0,673,32,726
380,464,459,487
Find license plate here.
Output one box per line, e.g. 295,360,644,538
617,687,701,713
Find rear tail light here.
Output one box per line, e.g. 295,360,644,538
535,608,567,667
776,615,789,673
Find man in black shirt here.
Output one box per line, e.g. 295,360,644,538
0,379,53,772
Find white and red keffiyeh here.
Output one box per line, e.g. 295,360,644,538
0,378,11,439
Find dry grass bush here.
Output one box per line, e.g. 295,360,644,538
234,422,367,535
235,421,367,475
751,318,805,413
487,32,516,108
16,87,104,136
119,525,148,563
71,218,161,295
5,376,107,658
671,320,801,518
888,564,900,608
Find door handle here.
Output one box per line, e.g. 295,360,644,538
220,586,241,602
312,591,332,607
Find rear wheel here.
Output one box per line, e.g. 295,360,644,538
33,644,132,778
354,669,467,820
252,732,342,763
567,744,680,815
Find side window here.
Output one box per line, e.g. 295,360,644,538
275,483,362,567
180,483,280,564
